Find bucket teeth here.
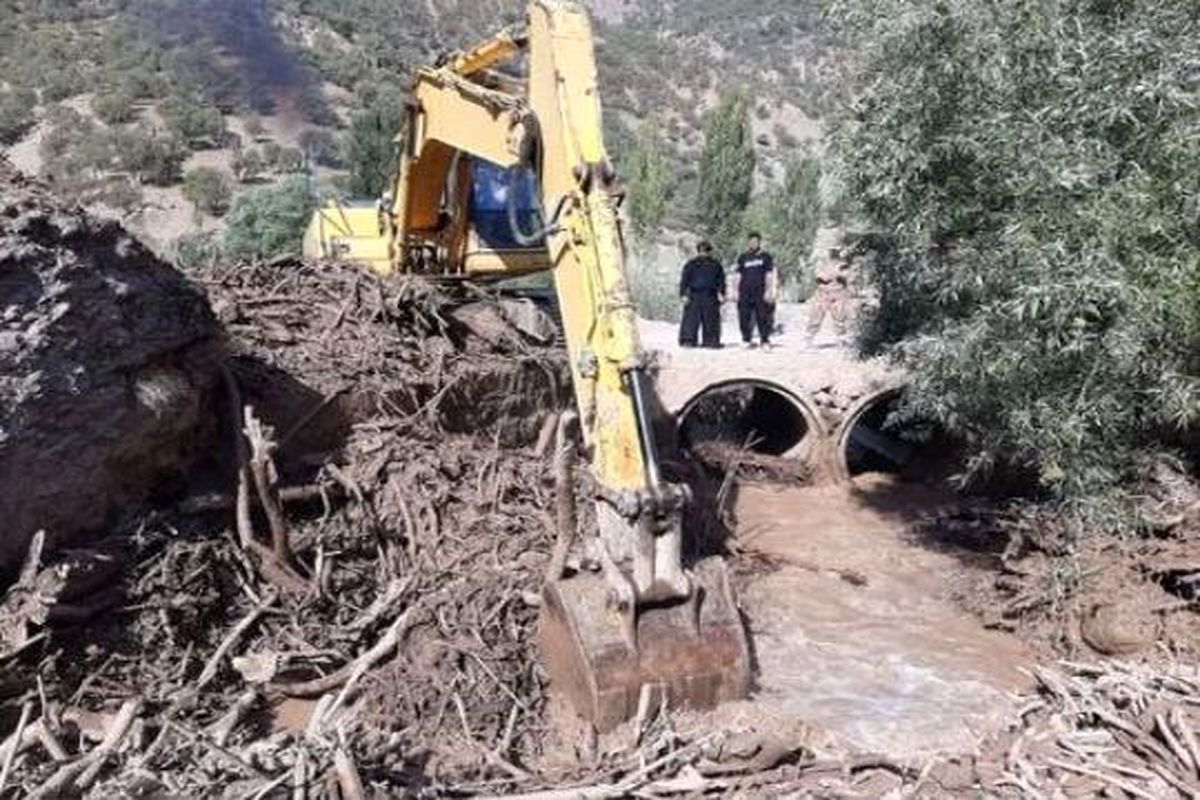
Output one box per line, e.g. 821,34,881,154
537,557,751,731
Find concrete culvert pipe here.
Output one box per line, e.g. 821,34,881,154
678,380,820,460
837,388,945,481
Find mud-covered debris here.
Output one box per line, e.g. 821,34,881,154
0,159,220,576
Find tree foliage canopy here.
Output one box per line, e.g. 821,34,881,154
625,118,671,244
183,167,232,217
745,154,822,295
160,97,226,149
697,90,755,258
344,98,403,199
224,176,315,262
829,0,1200,515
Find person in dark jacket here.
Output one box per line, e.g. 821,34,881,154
678,240,726,348
732,232,778,348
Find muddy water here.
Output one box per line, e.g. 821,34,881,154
734,476,1029,756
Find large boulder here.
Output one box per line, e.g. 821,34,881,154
0,162,220,575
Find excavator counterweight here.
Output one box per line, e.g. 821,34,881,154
303,1,751,730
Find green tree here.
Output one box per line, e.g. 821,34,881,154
745,154,822,296
829,0,1200,521
233,148,267,183
223,176,315,262
299,128,342,168
108,127,187,186
182,167,232,217
697,90,755,257
91,92,135,126
160,97,225,148
344,97,403,198
0,89,37,145
262,143,303,174
625,118,671,243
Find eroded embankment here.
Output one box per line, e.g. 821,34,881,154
0,160,221,575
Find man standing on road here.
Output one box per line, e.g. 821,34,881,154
806,247,852,346
678,240,726,348
732,232,778,349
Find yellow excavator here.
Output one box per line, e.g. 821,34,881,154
303,1,750,730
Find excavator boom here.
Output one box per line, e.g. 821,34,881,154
303,1,750,729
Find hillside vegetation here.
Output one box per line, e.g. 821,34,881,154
1,0,833,303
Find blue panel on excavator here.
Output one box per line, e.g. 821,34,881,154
471,160,544,249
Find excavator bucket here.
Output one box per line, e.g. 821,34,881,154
538,557,751,732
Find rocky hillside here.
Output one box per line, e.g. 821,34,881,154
0,0,832,260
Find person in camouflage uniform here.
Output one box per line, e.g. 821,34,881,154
806,247,853,344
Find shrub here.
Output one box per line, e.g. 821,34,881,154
182,167,233,217
628,250,684,324
160,97,226,148
109,127,187,186
0,89,37,145
171,231,223,271
233,148,267,183
94,177,143,213
223,176,315,262
243,114,266,141
263,143,303,174
299,128,341,167
91,92,135,125
118,68,166,101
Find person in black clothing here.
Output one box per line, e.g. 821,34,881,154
678,240,726,348
733,232,778,348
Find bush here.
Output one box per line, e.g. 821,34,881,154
182,167,233,217
109,127,187,186
0,89,37,145
91,92,135,125
243,114,266,141
171,231,223,271
160,97,226,148
299,128,341,167
223,176,315,262
41,66,82,103
233,148,267,183
829,0,1200,518
118,68,167,101
743,154,822,293
344,97,403,198
263,143,303,174
94,177,143,213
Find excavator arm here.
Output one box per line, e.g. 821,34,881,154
304,1,749,729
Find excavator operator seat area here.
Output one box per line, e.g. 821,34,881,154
470,160,543,249
462,159,551,276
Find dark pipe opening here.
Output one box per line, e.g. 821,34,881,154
679,383,810,457
842,390,944,479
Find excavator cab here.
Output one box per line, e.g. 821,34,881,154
469,160,544,251
304,1,751,730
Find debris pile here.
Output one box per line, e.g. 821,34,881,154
0,252,940,797
995,661,1200,799
0,255,581,796
3,170,1197,797
0,161,220,575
